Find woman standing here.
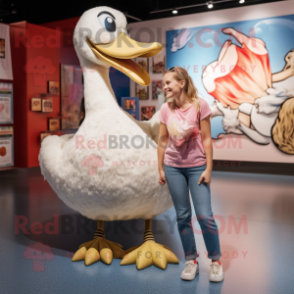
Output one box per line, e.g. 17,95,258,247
157,66,224,282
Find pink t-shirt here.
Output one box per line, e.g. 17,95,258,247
158,98,212,167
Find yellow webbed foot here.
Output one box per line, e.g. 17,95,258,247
120,240,179,270
72,228,125,266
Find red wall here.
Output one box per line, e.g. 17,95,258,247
10,19,80,168
42,17,80,66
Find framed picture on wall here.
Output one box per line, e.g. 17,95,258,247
135,57,149,73
0,126,13,167
0,83,13,124
0,38,5,59
31,98,42,112
48,81,60,95
121,97,139,120
141,106,156,121
124,99,136,110
135,84,149,100
152,80,163,100
48,118,60,131
42,98,53,113
152,53,165,73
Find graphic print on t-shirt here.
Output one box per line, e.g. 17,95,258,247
167,119,200,147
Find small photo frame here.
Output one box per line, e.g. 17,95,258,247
152,53,165,73
31,98,42,112
42,98,53,113
48,81,60,95
135,84,149,100
48,118,60,131
152,80,163,100
124,99,136,110
135,57,149,73
141,106,156,121
0,38,5,59
40,133,52,143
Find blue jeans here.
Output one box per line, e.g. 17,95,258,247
164,163,222,261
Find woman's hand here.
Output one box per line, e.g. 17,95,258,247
198,169,211,185
158,170,167,185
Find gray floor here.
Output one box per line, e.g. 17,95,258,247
1,167,294,294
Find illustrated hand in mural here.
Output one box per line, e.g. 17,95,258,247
216,102,243,134
222,27,267,48
171,28,193,52
210,100,224,118
255,87,290,114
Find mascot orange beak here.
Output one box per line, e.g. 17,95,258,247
87,33,163,86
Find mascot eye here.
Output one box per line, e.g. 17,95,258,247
97,12,116,32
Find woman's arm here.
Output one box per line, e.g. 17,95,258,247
199,115,213,184
157,122,169,184
158,122,169,171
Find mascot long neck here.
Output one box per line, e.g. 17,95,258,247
78,55,119,113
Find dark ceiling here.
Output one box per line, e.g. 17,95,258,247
0,0,287,24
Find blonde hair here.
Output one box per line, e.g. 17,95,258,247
272,97,294,154
163,66,200,112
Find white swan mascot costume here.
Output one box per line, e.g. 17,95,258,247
38,6,179,270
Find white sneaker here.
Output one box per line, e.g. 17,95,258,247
181,260,199,280
209,261,224,282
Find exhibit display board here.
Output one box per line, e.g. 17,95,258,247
0,23,13,80
129,0,294,163
0,83,13,124
0,126,13,167
166,15,294,155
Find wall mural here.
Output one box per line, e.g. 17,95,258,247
166,14,294,156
